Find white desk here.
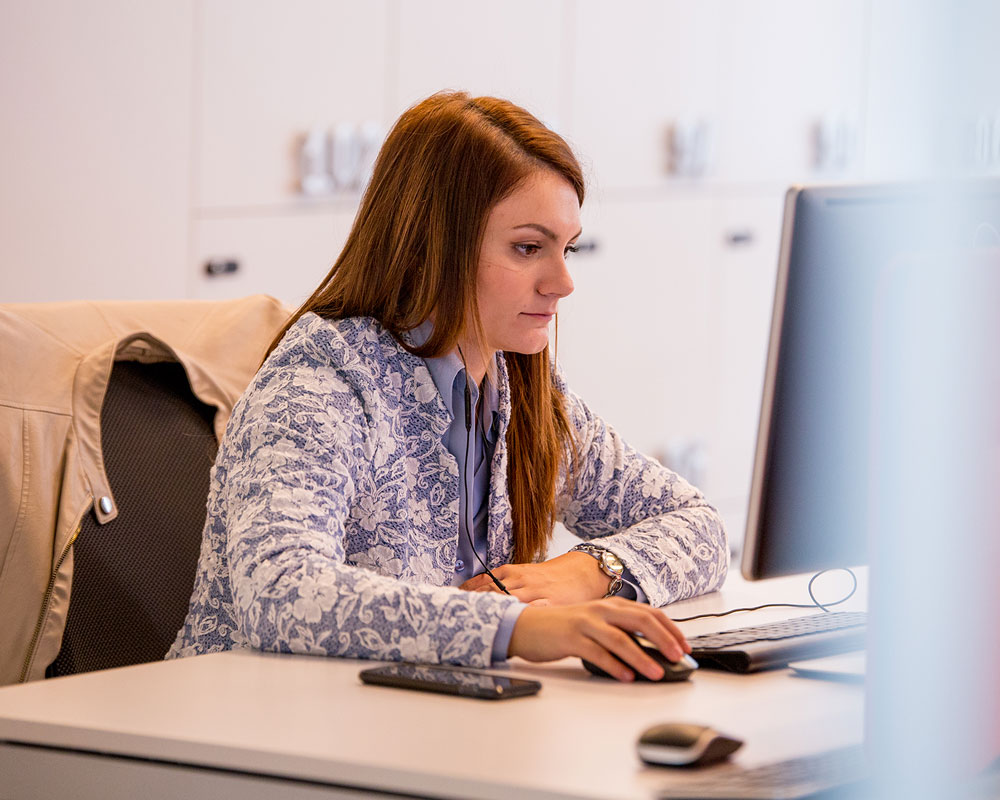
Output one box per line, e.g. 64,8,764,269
0,573,865,800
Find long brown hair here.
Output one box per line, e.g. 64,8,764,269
266,91,583,563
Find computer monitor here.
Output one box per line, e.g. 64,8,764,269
740,180,1000,580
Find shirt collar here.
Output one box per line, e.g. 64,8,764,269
411,319,500,436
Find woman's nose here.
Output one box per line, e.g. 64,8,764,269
540,254,574,298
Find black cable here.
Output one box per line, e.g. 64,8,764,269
806,567,858,611
670,567,859,623
457,346,509,596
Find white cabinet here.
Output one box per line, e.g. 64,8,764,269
863,0,1000,178
191,208,356,305
192,0,392,302
568,0,867,190
392,0,566,125
704,191,786,542
568,0,723,190
196,0,389,210
0,1,194,302
713,0,867,183
557,188,786,546
556,193,715,460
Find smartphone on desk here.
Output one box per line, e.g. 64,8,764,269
359,663,541,700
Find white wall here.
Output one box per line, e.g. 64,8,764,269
3,0,997,547
0,1,194,301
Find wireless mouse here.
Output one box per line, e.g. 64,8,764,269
581,633,698,682
637,722,744,767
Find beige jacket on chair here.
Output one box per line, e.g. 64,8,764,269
0,295,290,684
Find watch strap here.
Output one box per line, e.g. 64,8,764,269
571,544,625,598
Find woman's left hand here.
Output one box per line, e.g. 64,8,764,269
459,551,613,605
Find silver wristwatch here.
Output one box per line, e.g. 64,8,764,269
572,544,625,598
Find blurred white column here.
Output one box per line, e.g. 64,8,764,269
863,3,1000,795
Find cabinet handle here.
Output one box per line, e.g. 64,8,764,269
572,239,599,254
204,259,240,276
724,230,755,247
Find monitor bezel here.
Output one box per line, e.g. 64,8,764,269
740,185,802,581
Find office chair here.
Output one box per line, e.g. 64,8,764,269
45,360,216,677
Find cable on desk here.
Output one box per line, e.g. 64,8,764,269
670,567,859,623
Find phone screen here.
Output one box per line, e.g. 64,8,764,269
359,663,541,700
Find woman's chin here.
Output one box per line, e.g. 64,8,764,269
503,335,550,356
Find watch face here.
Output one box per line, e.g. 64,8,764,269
601,551,624,576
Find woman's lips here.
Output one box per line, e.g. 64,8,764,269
522,312,555,320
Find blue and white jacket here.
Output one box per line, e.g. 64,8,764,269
167,313,728,668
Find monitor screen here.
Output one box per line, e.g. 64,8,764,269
741,180,1000,580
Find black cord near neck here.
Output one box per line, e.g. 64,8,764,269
457,346,509,596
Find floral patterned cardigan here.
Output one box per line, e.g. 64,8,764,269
167,313,729,668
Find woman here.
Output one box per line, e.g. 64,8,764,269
168,91,728,682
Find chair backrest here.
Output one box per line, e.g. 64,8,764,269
46,360,216,677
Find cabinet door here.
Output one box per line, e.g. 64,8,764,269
0,1,193,301
570,0,866,190
556,193,715,461
197,0,389,210
568,0,723,191
392,0,565,126
714,0,867,183
704,191,785,544
191,210,355,305
864,0,1000,177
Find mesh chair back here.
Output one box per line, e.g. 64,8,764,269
46,360,217,677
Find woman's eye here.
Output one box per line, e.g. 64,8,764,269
564,244,579,256
514,243,541,256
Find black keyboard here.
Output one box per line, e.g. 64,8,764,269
658,744,866,800
689,611,867,673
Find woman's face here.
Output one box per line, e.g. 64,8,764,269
475,169,581,358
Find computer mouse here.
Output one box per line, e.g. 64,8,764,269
637,722,744,767
581,633,699,682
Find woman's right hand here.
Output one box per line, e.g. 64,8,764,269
506,598,691,682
